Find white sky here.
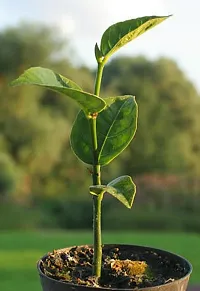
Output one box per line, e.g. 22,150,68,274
0,0,200,91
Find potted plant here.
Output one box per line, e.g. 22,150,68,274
11,15,192,291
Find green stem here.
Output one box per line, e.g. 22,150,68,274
89,62,105,278
94,63,104,96
92,191,103,277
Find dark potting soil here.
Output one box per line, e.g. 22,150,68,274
41,245,188,289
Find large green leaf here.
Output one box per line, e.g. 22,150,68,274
100,15,171,63
90,176,136,208
70,95,138,165
11,67,106,115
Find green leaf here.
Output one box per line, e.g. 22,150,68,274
11,67,82,90
95,43,103,63
89,176,136,208
10,67,106,115
100,15,171,63
70,95,138,165
107,176,136,208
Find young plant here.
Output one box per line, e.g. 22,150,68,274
11,15,171,279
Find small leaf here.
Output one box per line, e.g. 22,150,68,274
100,15,171,63
89,176,136,208
70,96,138,165
107,176,136,208
11,67,106,115
95,43,103,63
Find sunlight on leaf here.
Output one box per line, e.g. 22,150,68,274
11,67,106,115
100,15,171,63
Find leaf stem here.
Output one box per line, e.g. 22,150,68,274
89,62,105,278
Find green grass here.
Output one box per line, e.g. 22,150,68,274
0,231,199,291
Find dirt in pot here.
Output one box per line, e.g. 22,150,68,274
41,245,188,289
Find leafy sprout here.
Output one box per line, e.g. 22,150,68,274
11,15,171,278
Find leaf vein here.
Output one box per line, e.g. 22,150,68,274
97,99,130,161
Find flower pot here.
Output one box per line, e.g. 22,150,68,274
37,244,192,291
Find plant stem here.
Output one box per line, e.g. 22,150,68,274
89,62,105,278
94,63,104,97
89,116,102,277
92,190,103,277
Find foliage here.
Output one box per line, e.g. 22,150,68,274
97,16,170,64
1,14,200,286
1,20,199,206
70,96,138,165
11,67,106,115
10,15,171,279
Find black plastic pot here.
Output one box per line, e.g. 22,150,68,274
37,244,192,291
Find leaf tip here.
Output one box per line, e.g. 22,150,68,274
163,14,173,21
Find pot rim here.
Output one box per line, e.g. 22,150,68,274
37,244,192,291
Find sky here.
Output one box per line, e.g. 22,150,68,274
0,0,200,92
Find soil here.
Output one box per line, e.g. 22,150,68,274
40,245,188,289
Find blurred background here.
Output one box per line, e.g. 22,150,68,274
0,0,200,290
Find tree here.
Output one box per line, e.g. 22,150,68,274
0,23,92,202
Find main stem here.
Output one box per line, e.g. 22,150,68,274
90,62,105,278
